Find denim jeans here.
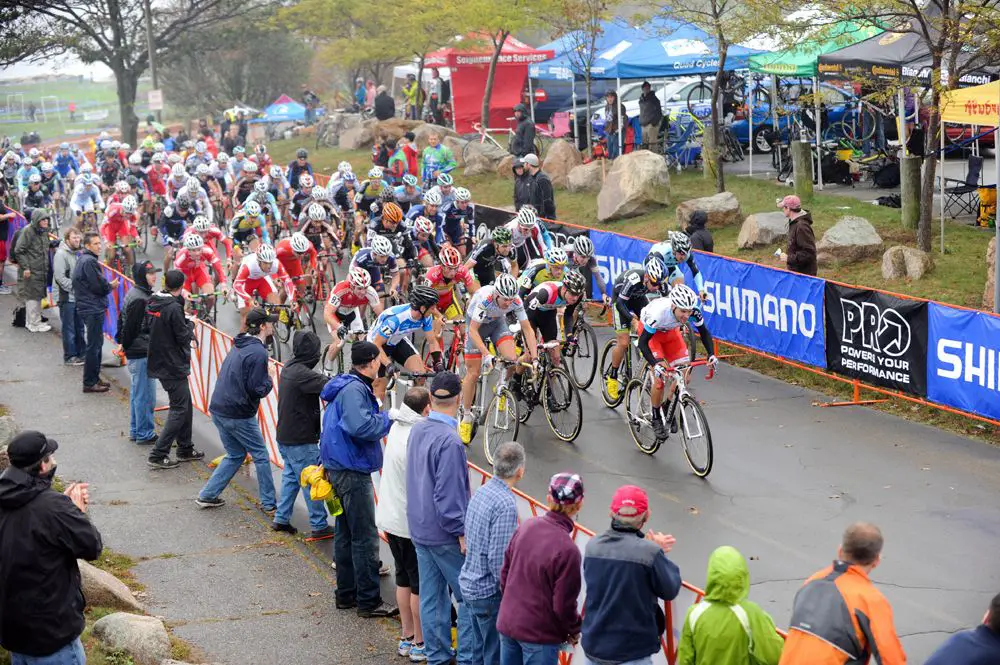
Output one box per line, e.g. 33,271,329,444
583,656,651,665
328,468,381,609
274,442,328,531
82,312,104,387
467,593,502,665
415,542,473,665
58,301,84,361
11,638,85,665
127,357,157,441
607,131,621,159
200,413,276,510
499,635,560,665
151,378,194,459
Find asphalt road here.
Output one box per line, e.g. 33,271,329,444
138,240,1000,663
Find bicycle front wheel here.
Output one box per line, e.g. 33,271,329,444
542,367,582,442
483,387,519,464
599,339,625,408
568,321,598,390
678,394,713,477
625,379,661,455
686,82,712,114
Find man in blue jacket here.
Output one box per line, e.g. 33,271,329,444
197,307,278,510
319,340,396,618
71,232,119,393
926,592,1000,665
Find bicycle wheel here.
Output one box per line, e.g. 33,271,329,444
599,339,626,408
568,321,598,390
275,316,292,344
625,378,661,455
515,374,533,424
686,82,712,114
542,367,582,442
297,304,316,335
723,128,744,162
678,394,714,477
483,387,519,464
268,333,282,361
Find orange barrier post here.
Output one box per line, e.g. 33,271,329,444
820,379,889,408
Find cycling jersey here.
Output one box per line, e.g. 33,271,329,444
427,185,456,209
518,259,559,295
54,152,79,178
637,296,713,367
420,145,457,185
368,303,433,346
70,183,104,213
275,237,318,280
350,246,398,286
405,223,441,263
233,253,296,306
567,250,608,298
174,245,225,289
640,296,702,333
165,174,188,202
613,268,668,330
100,204,139,244
246,190,281,223
525,281,571,312
392,185,423,212
440,201,474,245
356,179,389,215
287,161,313,190
147,165,169,197
290,191,311,219
158,206,194,243
466,240,514,287
504,219,553,254
298,219,339,250
183,225,233,259
647,240,705,294
327,279,379,315
229,209,270,245
467,284,527,323
424,264,474,312
39,173,62,196
403,205,445,244
23,186,51,211
99,159,125,188
15,166,40,192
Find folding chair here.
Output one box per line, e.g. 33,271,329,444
944,155,987,218
663,119,698,171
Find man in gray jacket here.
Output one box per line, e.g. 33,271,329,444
13,208,54,333
52,228,85,365
638,81,663,153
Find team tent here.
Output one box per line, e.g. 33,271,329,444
748,21,882,77
250,94,307,124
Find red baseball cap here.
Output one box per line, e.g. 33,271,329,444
610,485,649,517
778,194,801,210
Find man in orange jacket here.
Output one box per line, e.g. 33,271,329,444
780,522,906,665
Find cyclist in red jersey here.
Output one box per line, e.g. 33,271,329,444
323,265,383,365
147,154,169,197
184,214,234,265
232,243,296,330
424,246,477,348
175,233,227,312
106,179,132,207
100,195,140,266
275,232,318,294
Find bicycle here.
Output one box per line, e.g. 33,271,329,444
421,317,466,374
482,356,534,464
110,239,139,277
624,359,715,477
187,289,226,326
323,320,368,376
563,305,600,390
599,332,642,409
259,301,289,361
274,295,315,346
511,338,583,443
78,210,100,234
462,120,542,164
387,370,437,411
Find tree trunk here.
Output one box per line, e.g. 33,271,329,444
706,41,727,193
481,31,509,129
416,56,425,119
917,61,943,252
585,71,593,150
113,61,140,145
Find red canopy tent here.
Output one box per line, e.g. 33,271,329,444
425,36,554,134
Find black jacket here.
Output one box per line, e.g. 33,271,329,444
276,331,330,444
685,213,714,254
116,262,156,359
209,333,273,420
514,171,533,211
0,467,102,656
146,291,193,380
374,93,396,121
71,249,111,318
510,112,537,157
529,170,556,219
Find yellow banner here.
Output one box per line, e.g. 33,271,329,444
940,80,1000,124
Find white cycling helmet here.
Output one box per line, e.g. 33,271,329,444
111,140,121,150
544,248,568,266
370,235,393,257
349,265,371,289
152,153,164,163
28,173,41,184
573,235,594,257
494,273,519,299
154,142,165,152
669,284,699,311
217,152,229,162
115,180,130,193
401,174,418,187
167,153,182,165
121,195,138,214
100,141,113,151
195,141,207,153
414,216,435,236
245,200,262,217
338,160,352,174
186,177,200,191
196,163,211,176
269,165,283,179
256,244,276,263
171,163,186,178
80,162,94,173
121,142,130,151
311,185,327,201
243,161,258,174
669,230,692,256
80,173,94,186
454,187,472,202
28,147,39,158
307,202,326,221
299,173,314,189
290,232,311,254
367,166,383,180
515,205,537,228
183,233,204,249
22,157,33,166
644,257,665,284
40,161,54,174
193,215,211,232
253,179,269,193
423,190,442,206
128,152,142,165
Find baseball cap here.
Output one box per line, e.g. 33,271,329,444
140,260,161,274
522,154,539,167
164,269,185,291
778,195,801,210
610,485,649,517
548,472,584,505
351,340,380,365
7,430,59,468
246,307,278,327
430,372,462,399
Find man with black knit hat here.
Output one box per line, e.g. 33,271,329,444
117,260,161,445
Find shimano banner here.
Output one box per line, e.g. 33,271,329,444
825,284,927,396
590,228,651,295
927,303,1000,422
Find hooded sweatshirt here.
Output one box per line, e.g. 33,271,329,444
209,333,273,419
686,211,714,254
677,546,784,665
276,331,329,444
0,466,103,657
375,403,424,538
146,291,193,380
52,240,79,304
319,372,391,474
116,262,156,359
786,211,817,276
13,210,51,301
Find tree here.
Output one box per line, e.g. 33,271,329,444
1,0,274,144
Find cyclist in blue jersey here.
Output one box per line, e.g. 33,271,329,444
404,189,446,242
392,174,423,213
645,231,706,300
440,186,475,257
54,143,79,182
427,172,455,208
368,285,442,402
350,235,400,296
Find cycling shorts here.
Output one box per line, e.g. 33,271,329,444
527,307,559,344
232,228,262,246
465,317,513,358
101,223,137,245
328,308,359,333
613,297,646,333
443,226,465,245
236,276,277,309
377,338,419,377
649,328,689,366
183,266,212,292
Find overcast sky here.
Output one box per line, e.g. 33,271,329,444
0,57,113,82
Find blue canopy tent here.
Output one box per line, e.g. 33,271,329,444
249,95,307,124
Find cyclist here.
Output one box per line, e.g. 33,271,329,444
355,166,389,220
323,266,383,367
247,178,281,222
333,171,358,218
230,146,250,178
147,153,169,207
229,199,270,280
404,189,445,242
174,232,227,312
424,245,478,347
99,149,125,191
287,148,313,190
22,174,52,217
465,225,516,286
156,195,196,272
440,186,474,256
505,205,553,269
645,230,706,299
184,214,233,267
298,202,340,252
183,176,213,223
276,232,319,299
100,195,140,267
233,244,297,330
268,165,291,205
419,132,456,188
524,269,586,368
404,215,442,270
392,173,423,213
289,172,313,219
195,163,223,208
368,285,442,402
518,247,568,298
427,172,456,208
70,173,105,229
39,162,63,215
253,143,272,172
565,235,610,304
54,144,79,183
232,160,260,207
328,160,354,197
106,180,133,208
350,235,400,299
301,186,339,228
636,284,716,440
15,158,40,205
459,273,538,444
214,152,232,193
165,163,189,202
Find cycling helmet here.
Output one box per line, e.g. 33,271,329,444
59,142,69,150
545,248,568,266
245,200,262,217
491,226,512,244
311,185,327,201
175,194,191,209
171,164,186,178
22,157,33,166
296,149,309,159
115,180,131,193
337,160,352,174
290,232,311,254
256,244,276,263
185,176,199,190
367,166,383,180
183,233,204,249
234,146,246,155
122,143,131,151
243,162,258,174
573,235,595,257
196,163,210,176
28,147,39,158
127,175,140,189
439,246,462,268
217,152,229,162
454,187,471,202
371,235,393,257
167,154,181,165
669,284,699,311
380,187,396,203
154,142,165,152
494,273,519,299
128,152,142,165
423,190,442,206
562,270,586,296
436,173,453,187
40,161,53,173
253,179,269,193
255,144,267,154
304,203,324,221
28,173,41,184
343,172,357,184
516,205,537,228
152,153,164,163
100,141,112,151
381,202,403,225
669,230,691,256
269,165,282,179
401,174,418,187
195,141,207,153
414,216,435,236
182,140,194,149
111,141,121,150
644,256,665,284
409,285,439,311
348,266,372,289
80,173,94,186
120,195,137,214
193,215,211,232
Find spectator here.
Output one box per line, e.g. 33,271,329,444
52,227,85,365
582,485,683,665
401,132,420,178
146,269,204,469
776,195,817,276
0,430,103,664
319,341,396,617
377,386,430,662
374,85,396,121
272,330,332,538
365,80,377,108
497,472,585,665
677,546,785,665
72,232,119,393
301,84,320,126
638,81,664,153
68,101,76,121
354,78,366,111
779,522,905,665
406,372,473,664
510,104,536,158
604,91,627,159
427,69,444,125
222,125,242,155
0,201,16,295
460,441,525,665
14,208,54,333
403,74,422,120
685,211,714,253
198,306,278,509
116,260,161,446
512,158,531,211
524,154,555,220
925,592,1000,665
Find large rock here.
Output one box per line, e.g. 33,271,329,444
542,140,583,189
816,216,884,265
0,415,18,449
375,118,422,141
881,245,935,280
443,136,470,167
676,192,743,229
338,124,374,150
412,123,459,151
984,237,997,310
567,161,605,193
496,154,516,179
79,560,144,612
464,150,498,177
738,212,788,249
596,151,671,222
92,613,170,665
463,139,506,164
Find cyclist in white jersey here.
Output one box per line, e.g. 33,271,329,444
367,285,442,402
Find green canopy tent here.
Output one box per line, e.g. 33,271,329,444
749,21,883,77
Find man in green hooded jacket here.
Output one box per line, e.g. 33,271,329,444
677,545,785,665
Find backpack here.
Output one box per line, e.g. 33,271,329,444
873,162,901,188
821,154,854,186
11,303,25,327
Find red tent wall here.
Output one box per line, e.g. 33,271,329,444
451,64,530,134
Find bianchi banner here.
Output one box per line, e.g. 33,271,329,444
824,284,928,396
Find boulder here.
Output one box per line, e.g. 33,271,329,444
676,192,743,229
375,118,422,141
92,613,170,665
412,123,459,151
737,212,788,249
464,150,498,178
443,136,470,167
542,140,583,189
984,237,997,310
496,154,516,179
338,124,374,150
79,560,144,612
596,151,670,222
816,216,884,265
0,415,18,449
463,139,507,164
567,161,605,193
881,245,935,280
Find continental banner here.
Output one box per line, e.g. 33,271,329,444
825,284,928,396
